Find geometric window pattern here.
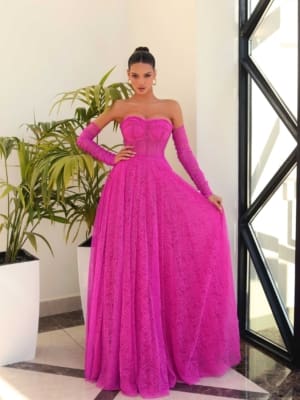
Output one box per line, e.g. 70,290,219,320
239,0,299,367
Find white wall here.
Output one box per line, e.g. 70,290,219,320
0,0,239,309
0,0,129,306
197,1,239,283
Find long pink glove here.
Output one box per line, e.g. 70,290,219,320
172,125,213,197
76,122,116,166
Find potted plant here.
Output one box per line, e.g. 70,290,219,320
27,118,111,321
27,68,132,319
0,137,66,366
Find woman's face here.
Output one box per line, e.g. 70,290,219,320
127,63,156,95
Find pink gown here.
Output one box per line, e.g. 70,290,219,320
84,116,240,398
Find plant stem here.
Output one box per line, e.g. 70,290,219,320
4,157,10,254
7,201,24,262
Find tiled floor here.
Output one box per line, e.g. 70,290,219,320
0,310,299,400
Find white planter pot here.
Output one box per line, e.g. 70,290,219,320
77,238,91,322
0,250,39,366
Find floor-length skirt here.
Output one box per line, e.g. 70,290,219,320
84,156,240,398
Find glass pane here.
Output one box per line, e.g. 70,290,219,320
251,167,296,327
250,0,260,13
250,0,298,117
250,80,296,202
248,258,286,348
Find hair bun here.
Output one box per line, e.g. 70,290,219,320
135,46,149,53
128,47,155,68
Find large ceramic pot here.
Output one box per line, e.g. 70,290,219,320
0,250,39,366
77,238,91,322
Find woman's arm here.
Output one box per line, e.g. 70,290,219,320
170,101,222,210
76,101,135,166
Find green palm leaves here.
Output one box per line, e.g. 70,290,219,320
0,137,66,263
0,68,132,263
30,69,132,240
28,119,109,241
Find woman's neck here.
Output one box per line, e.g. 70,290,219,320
131,91,157,103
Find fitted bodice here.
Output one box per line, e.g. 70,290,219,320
120,116,172,158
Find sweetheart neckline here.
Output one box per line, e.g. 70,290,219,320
120,115,173,127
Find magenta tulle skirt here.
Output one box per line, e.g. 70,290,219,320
84,155,240,398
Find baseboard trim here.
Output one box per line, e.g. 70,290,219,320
40,296,82,317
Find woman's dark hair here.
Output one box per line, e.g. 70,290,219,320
128,47,156,69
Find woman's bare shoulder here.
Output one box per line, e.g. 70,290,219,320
92,99,130,128
159,99,182,114
94,99,124,124
111,98,129,111
111,98,134,120
160,98,180,106
160,99,183,127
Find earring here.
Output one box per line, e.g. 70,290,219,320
153,79,156,86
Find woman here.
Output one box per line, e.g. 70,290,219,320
77,47,240,398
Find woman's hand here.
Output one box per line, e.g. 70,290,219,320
114,146,136,164
208,194,223,211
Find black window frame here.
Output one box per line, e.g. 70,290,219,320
238,0,300,368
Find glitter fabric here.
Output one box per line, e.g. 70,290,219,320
78,116,240,398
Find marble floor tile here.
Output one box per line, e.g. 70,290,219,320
172,382,269,399
236,339,300,398
38,310,84,333
33,328,84,369
0,367,100,400
195,368,268,393
94,392,119,400
115,391,256,400
5,309,300,400
64,324,85,349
